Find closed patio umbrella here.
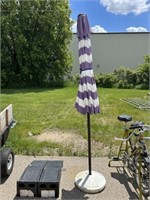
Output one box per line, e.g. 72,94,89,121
74,14,106,194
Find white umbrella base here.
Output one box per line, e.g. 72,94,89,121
75,170,106,194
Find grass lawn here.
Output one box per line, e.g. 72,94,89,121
1,87,149,156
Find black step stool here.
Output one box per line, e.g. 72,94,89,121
16,160,63,199
38,161,63,198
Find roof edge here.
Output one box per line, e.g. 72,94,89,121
72,32,150,35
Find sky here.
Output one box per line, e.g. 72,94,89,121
70,0,150,33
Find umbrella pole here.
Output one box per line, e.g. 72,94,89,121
87,113,92,175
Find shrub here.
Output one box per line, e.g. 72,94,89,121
136,55,150,89
95,73,116,88
68,55,150,89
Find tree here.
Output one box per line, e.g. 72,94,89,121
136,55,150,89
1,0,73,88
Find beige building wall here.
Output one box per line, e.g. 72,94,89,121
70,32,150,74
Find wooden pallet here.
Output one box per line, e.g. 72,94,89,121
121,98,150,110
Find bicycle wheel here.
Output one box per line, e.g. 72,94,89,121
133,154,149,197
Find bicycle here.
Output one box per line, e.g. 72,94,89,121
108,115,150,199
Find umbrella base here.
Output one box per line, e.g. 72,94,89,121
74,170,106,194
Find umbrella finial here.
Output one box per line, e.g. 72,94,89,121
77,13,90,38
78,13,85,17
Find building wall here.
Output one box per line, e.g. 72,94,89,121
70,32,150,74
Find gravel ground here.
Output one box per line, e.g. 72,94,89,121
0,155,145,200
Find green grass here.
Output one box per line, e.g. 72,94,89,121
1,87,149,156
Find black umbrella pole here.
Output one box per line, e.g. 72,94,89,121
87,113,92,175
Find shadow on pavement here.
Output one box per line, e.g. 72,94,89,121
111,167,139,200
61,187,89,199
13,187,88,200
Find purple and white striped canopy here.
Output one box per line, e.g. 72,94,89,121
75,14,100,115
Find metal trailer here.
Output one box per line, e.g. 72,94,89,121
0,104,15,178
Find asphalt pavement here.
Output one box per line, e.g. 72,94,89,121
0,155,144,200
